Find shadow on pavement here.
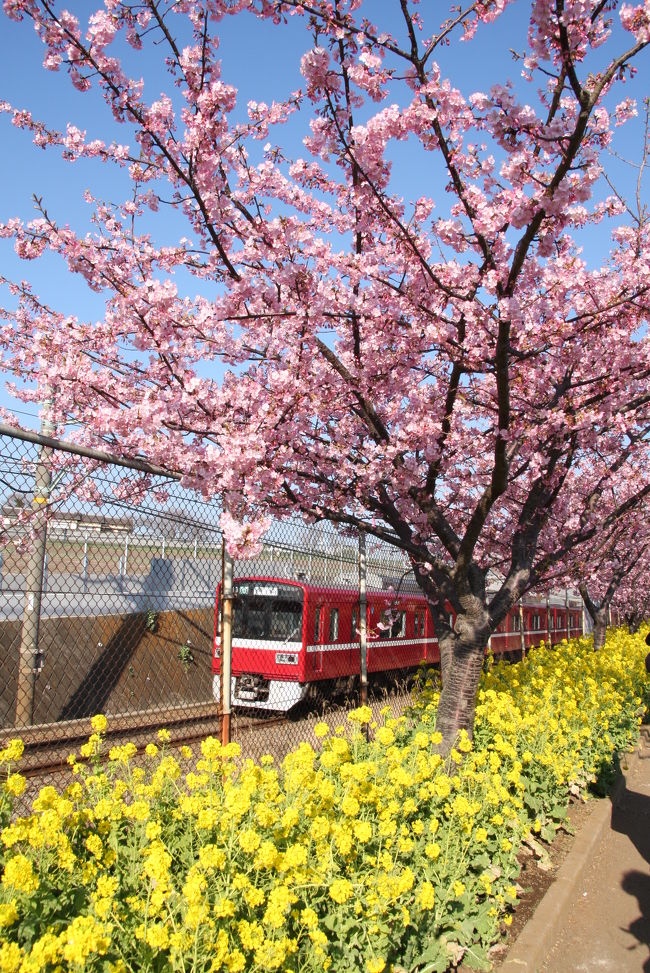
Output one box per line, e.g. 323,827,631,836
620,871,650,973
611,780,650,970
611,786,650,865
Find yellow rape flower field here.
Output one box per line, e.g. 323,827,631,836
0,629,648,973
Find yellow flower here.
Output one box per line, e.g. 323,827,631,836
127,800,150,822
314,722,330,738
201,736,221,759
254,840,279,870
367,959,386,973
0,941,23,972
109,743,137,762
0,903,19,928
226,949,246,972
375,726,395,746
300,907,319,929
457,729,473,752
90,714,107,733
242,886,264,908
341,795,360,817
417,881,435,910
0,739,24,764
4,774,25,797
157,728,171,743
146,922,170,949
1,854,39,894
85,833,103,858
353,820,372,843
329,878,354,904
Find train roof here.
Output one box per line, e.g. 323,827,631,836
230,575,428,600
228,576,583,610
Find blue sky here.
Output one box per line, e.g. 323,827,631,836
0,1,647,428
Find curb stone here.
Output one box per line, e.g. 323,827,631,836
496,725,649,973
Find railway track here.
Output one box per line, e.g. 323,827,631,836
1,704,292,779
2,684,414,816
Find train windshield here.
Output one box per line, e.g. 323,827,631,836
232,581,303,641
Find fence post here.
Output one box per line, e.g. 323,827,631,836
15,417,53,727
358,532,368,717
221,540,233,746
519,600,525,658
123,535,129,578
82,538,89,593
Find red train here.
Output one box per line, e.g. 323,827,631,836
212,577,584,711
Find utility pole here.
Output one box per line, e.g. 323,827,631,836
358,531,368,717
15,411,53,726
220,539,234,746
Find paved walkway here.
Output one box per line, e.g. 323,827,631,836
501,727,650,973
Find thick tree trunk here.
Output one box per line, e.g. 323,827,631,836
579,583,608,651
592,609,608,651
436,628,488,753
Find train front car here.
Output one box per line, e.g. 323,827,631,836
213,578,308,711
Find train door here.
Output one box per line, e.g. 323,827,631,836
312,603,324,673
325,605,344,680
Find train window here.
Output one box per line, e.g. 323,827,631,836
314,606,322,643
351,608,358,640
379,611,406,639
329,608,339,642
513,613,521,632
231,582,303,642
414,612,420,637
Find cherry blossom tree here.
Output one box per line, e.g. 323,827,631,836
570,508,649,648
1,0,650,747
576,505,650,646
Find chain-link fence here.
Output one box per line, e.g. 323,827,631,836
0,428,589,807
0,429,424,801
